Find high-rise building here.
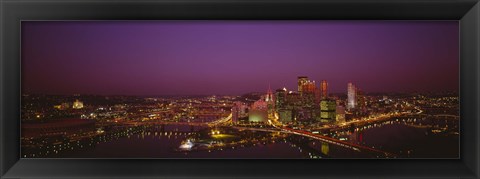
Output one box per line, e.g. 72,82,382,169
347,83,357,110
266,85,275,119
275,88,287,110
358,89,365,105
320,80,328,99
356,88,366,114
336,105,346,123
298,76,309,92
301,81,316,94
232,102,248,123
314,88,322,104
320,99,336,122
232,105,239,123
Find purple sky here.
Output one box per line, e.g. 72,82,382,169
21,21,459,96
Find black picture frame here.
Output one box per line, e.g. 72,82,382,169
1,0,479,178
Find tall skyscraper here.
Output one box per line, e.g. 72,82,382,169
275,88,287,110
347,82,357,110
298,76,309,92
320,80,328,99
266,85,275,119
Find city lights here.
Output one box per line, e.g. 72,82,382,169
20,76,459,159
20,21,459,159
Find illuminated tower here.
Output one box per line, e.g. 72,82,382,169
266,85,275,119
265,85,274,103
347,82,357,110
298,76,309,92
320,80,328,99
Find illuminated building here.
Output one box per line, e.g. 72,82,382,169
297,76,309,92
301,81,316,94
249,98,268,123
280,92,303,122
275,88,292,123
347,83,357,110
286,92,303,108
356,88,367,115
54,102,70,110
320,100,336,122
320,80,328,99
232,105,239,123
249,110,268,123
72,99,84,109
232,102,248,123
336,105,346,123
266,85,275,119
278,109,292,122
315,88,322,104
275,88,287,110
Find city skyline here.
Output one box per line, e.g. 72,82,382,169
22,21,459,95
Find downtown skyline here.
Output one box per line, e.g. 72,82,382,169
21,21,459,95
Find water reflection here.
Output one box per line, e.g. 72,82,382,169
25,116,458,158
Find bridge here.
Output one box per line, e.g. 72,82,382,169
414,113,459,119
233,125,395,158
123,113,233,126
207,113,232,126
281,127,395,157
125,112,394,157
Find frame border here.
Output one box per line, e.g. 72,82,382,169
1,0,479,178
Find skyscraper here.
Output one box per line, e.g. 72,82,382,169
275,88,287,110
320,99,336,122
266,85,275,119
297,76,309,92
232,102,247,124
347,82,357,110
301,81,316,94
320,80,328,99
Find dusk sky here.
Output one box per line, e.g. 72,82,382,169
22,21,459,96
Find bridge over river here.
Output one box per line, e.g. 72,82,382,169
233,126,395,158
124,112,395,158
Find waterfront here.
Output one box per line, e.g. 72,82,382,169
21,91,459,159
38,115,458,158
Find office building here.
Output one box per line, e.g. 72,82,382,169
297,76,309,92
347,82,357,110
320,80,328,99
320,99,336,122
